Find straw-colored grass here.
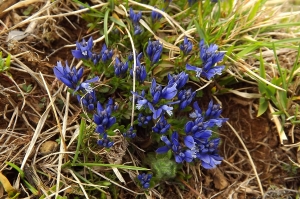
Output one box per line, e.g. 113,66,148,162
0,0,299,198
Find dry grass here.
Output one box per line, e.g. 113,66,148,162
0,0,300,198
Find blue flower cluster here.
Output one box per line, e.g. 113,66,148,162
53,61,99,99
146,40,163,65
127,38,227,169
137,173,152,189
71,37,113,64
114,57,129,77
55,17,227,174
129,8,143,35
133,70,192,124
77,90,97,111
179,36,193,55
123,126,136,138
138,113,152,126
53,37,118,148
93,99,117,148
156,131,193,163
130,52,147,83
151,8,163,22
186,39,225,80
156,101,227,169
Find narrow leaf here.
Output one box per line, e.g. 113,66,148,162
104,9,110,46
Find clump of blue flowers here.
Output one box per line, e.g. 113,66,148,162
53,37,116,148
180,37,193,55
186,39,225,80
154,100,227,169
137,173,152,189
146,40,163,65
53,6,228,191
151,8,163,22
130,52,147,83
129,8,143,35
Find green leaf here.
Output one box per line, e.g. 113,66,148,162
247,0,264,22
72,119,86,164
22,5,34,16
273,43,287,89
257,97,268,117
287,44,300,85
23,179,39,195
194,19,207,41
5,53,11,70
6,162,25,178
109,16,126,28
236,45,258,58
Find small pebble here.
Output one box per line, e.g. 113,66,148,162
39,141,58,155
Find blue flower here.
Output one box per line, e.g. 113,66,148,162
177,88,196,110
53,61,83,90
149,103,174,120
132,90,149,110
77,90,97,111
136,64,147,83
184,135,196,150
184,118,212,143
189,101,203,118
128,8,143,35
152,115,170,134
129,8,142,24
156,132,193,163
97,133,114,148
186,63,202,78
195,138,223,169
146,40,163,64
130,53,147,83
138,113,152,126
123,126,136,138
91,53,101,65
186,101,227,138
107,97,118,111
137,173,152,189
100,44,113,62
150,78,162,104
186,40,225,80
151,8,163,22
205,100,222,119
72,37,93,60
179,37,193,55
167,72,189,89
150,78,178,104
93,101,116,134
202,65,225,80
136,98,149,110
74,76,99,93
128,53,133,62
114,57,128,77
133,24,143,35
190,101,228,128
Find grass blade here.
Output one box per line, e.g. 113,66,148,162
104,9,110,46
72,119,86,164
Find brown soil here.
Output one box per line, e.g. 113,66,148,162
0,2,299,199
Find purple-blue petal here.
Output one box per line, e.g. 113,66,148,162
156,146,170,154
185,121,194,133
184,135,195,149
